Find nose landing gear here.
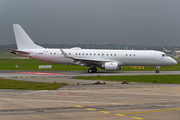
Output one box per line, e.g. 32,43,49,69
156,66,160,73
156,69,159,73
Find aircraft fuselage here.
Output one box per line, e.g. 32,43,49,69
17,49,177,67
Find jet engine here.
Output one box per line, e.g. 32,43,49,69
102,62,119,71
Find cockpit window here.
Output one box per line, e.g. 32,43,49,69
162,54,168,57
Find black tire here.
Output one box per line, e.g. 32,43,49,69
156,70,159,73
92,68,97,73
88,68,93,73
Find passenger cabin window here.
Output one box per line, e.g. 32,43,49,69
76,53,77,55
86,53,88,55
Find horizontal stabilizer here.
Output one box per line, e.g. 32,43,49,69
7,49,30,54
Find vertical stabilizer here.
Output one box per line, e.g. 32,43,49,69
13,24,45,49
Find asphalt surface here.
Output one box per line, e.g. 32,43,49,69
0,70,180,120
1,87,180,120
1,70,180,77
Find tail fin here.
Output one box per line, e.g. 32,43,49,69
13,24,45,49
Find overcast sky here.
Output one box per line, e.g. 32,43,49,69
0,0,180,46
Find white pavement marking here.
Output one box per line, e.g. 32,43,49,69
39,95,88,97
0,98,123,105
145,98,169,101
107,97,131,99
90,92,180,97
21,90,48,95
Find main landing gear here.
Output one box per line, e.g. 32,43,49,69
156,66,160,73
88,68,97,73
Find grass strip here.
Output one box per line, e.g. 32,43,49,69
0,58,180,71
0,79,68,90
73,75,180,84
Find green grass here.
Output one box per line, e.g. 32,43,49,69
0,58,89,71
0,78,68,90
73,75,180,84
0,58,180,71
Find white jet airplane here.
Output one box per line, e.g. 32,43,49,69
8,24,177,73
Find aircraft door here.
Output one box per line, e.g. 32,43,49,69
43,51,48,55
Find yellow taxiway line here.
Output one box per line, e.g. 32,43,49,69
119,108,180,116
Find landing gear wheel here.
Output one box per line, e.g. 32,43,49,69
155,66,160,73
156,70,159,73
92,68,97,73
88,68,93,73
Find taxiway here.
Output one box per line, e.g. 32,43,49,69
0,70,180,120
1,70,180,77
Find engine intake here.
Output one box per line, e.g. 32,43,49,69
102,62,119,71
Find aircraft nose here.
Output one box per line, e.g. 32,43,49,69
171,59,177,65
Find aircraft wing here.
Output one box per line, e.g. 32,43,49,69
60,49,121,66
7,49,30,54
74,57,113,63
72,57,116,66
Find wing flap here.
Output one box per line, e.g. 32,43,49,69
73,57,112,62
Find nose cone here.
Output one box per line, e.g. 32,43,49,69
171,58,177,65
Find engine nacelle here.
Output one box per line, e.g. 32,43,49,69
102,62,119,71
